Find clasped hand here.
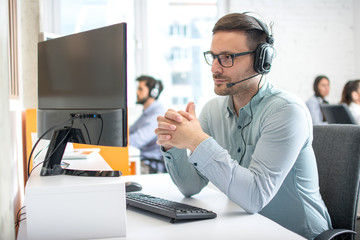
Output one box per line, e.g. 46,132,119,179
155,102,209,152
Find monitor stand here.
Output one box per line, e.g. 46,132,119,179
40,127,122,177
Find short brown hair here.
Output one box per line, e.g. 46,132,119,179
212,13,268,51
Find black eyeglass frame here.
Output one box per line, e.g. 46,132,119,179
203,51,255,68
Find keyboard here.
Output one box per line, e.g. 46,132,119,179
126,192,217,223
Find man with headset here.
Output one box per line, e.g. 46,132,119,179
155,13,331,239
129,75,166,174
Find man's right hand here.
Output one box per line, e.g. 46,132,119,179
155,102,195,151
155,102,208,152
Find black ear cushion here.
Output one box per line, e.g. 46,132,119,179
254,43,274,74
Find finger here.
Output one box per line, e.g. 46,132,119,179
178,110,194,121
157,115,177,125
157,122,176,130
185,102,194,112
164,110,183,123
157,134,171,141
187,102,196,116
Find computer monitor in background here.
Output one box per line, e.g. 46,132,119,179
37,23,127,177
320,104,356,124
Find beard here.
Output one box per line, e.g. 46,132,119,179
136,96,149,105
213,74,232,96
213,70,257,96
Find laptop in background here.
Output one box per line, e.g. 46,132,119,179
320,104,356,124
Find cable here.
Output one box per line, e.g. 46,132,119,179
82,122,92,144
239,74,264,164
15,206,26,228
27,113,102,178
96,115,104,145
27,115,78,178
28,145,48,175
29,161,44,176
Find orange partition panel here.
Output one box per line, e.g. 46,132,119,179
23,108,37,183
73,143,130,175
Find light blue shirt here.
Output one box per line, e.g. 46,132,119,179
130,101,165,160
162,81,331,239
306,95,328,125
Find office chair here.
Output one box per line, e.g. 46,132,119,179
313,125,360,240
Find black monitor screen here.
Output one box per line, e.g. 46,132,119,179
38,23,127,110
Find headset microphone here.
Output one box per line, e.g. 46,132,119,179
226,73,260,88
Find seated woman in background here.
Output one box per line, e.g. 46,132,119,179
340,79,360,124
306,75,330,124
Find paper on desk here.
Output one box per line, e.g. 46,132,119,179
63,148,101,159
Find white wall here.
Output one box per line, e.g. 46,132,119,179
229,0,358,104
0,0,16,238
20,0,40,109
354,0,360,77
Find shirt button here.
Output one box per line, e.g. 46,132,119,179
194,163,198,166
238,125,241,129
237,148,241,153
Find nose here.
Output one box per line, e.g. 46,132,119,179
211,58,223,74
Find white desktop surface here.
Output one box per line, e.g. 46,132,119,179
119,174,305,240
18,169,305,240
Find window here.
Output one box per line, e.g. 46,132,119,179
41,0,220,121
9,0,19,99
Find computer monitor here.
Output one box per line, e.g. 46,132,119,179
320,104,356,124
37,23,127,177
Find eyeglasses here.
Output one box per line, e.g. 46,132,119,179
203,51,255,68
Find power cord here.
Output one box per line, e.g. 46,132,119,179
97,115,104,145
14,206,26,229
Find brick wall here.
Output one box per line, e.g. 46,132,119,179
229,0,358,104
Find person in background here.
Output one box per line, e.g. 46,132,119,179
340,79,360,124
155,13,331,239
306,75,330,125
129,75,166,174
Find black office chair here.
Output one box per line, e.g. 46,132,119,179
313,125,360,240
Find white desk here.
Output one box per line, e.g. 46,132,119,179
119,174,306,240
18,155,126,240
18,170,306,240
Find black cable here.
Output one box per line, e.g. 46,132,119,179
82,122,92,144
16,206,25,222
96,115,104,145
29,161,44,176
239,74,264,164
27,116,78,178
16,217,27,227
15,206,26,228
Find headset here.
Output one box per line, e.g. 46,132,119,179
150,80,160,99
243,12,275,75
